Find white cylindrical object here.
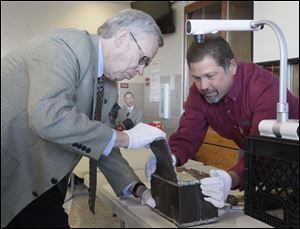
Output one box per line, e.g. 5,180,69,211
279,120,299,140
186,20,258,35
258,120,277,138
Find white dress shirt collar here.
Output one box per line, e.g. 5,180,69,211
98,37,104,78
127,106,134,112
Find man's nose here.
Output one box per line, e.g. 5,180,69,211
197,79,209,91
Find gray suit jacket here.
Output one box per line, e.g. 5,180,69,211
116,106,144,126
1,29,139,227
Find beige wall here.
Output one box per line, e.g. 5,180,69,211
254,1,299,62
1,1,130,56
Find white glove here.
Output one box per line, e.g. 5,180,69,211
145,153,177,182
200,169,232,208
140,189,156,208
124,123,166,149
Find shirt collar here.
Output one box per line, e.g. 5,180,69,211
98,37,104,78
128,106,134,112
224,63,241,102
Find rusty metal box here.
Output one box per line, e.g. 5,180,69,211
150,139,218,227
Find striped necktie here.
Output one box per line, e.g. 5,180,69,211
88,76,104,214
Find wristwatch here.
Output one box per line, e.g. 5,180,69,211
132,181,145,198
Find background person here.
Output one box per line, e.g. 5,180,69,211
117,91,144,130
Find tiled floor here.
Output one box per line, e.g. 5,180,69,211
67,184,120,228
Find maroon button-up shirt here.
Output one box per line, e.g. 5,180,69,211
169,62,299,190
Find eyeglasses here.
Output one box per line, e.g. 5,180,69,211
129,32,150,67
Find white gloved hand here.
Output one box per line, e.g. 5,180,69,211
124,123,166,149
200,169,232,208
145,153,177,182
140,189,156,208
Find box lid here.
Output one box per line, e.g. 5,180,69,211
150,139,178,183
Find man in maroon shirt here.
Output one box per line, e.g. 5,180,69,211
145,35,299,208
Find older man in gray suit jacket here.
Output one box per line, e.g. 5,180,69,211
117,91,144,130
1,9,165,228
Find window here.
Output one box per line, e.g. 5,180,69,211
259,59,299,97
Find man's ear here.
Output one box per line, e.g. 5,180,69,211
115,28,130,48
229,59,237,75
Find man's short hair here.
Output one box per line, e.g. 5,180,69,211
97,9,163,47
187,35,235,73
124,91,134,98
